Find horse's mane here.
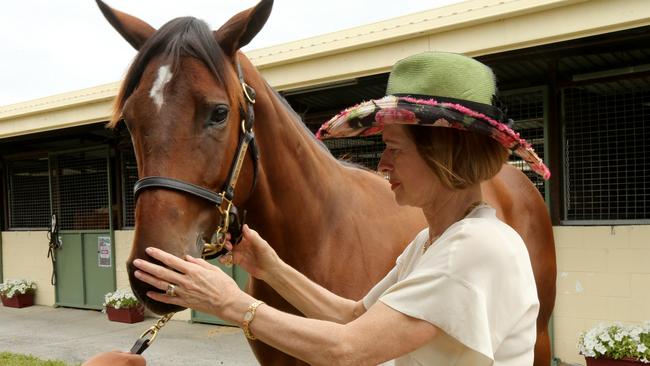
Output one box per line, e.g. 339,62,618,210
271,88,374,172
272,88,330,153
108,17,241,127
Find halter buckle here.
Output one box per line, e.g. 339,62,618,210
201,194,233,258
242,82,256,104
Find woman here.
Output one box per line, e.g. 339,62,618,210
90,52,548,366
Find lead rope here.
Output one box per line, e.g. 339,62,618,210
46,214,61,286
130,312,175,354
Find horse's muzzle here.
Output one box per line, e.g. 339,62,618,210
127,260,186,315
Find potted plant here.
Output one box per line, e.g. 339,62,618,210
0,279,37,308
579,322,650,365
103,288,145,323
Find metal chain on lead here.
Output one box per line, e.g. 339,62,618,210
130,313,175,354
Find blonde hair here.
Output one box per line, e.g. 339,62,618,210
405,126,509,189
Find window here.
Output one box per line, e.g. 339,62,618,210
7,158,50,229
563,77,650,222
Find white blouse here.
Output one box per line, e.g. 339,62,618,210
363,206,539,366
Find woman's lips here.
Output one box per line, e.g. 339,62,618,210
390,181,401,190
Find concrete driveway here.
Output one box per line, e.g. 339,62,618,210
0,305,259,365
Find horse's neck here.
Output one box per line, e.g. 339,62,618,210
250,83,345,203
243,83,350,254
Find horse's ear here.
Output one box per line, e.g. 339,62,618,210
96,0,156,50
214,0,273,56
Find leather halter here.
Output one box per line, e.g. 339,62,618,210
133,58,259,259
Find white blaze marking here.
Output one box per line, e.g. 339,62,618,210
149,65,173,110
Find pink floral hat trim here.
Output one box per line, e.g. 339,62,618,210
316,95,550,180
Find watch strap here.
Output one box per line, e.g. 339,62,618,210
242,300,265,340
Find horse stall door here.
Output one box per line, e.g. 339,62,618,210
0,163,3,283
191,259,249,325
0,221,3,284
51,148,115,309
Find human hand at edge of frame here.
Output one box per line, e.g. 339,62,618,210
82,351,146,366
220,224,282,281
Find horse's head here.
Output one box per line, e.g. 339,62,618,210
97,0,272,314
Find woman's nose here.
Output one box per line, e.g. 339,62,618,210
377,150,393,173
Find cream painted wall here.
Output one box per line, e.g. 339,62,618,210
553,225,650,365
4,225,650,340
1,231,56,306
2,231,136,309
114,230,133,290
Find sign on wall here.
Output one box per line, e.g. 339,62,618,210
98,236,112,268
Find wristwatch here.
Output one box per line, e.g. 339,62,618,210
242,300,265,340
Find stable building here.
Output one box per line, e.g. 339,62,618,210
1,0,649,364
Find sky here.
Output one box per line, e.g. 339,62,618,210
0,0,464,107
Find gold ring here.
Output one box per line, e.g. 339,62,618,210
166,283,177,297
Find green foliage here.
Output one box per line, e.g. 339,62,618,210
0,352,76,366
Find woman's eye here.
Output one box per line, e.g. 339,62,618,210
207,105,229,126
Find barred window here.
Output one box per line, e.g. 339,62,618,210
501,88,547,198
323,135,385,170
7,158,51,229
122,149,137,228
563,77,650,222
50,149,111,230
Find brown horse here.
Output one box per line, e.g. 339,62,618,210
96,1,556,365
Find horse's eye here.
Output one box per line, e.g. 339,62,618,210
208,105,229,126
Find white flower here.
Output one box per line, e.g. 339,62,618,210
595,343,607,354
615,332,624,342
103,288,140,309
599,333,612,342
0,279,37,298
579,322,650,362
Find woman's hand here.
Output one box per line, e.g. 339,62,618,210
221,225,281,281
132,248,253,321
82,351,145,366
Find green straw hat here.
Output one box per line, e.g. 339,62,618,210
317,52,550,180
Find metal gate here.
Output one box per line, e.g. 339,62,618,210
0,163,3,283
0,227,3,284
50,147,115,309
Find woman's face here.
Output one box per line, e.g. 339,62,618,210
378,125,442,208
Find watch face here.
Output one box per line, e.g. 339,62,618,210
244,312,253,322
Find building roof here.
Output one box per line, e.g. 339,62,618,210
1,0,649,138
